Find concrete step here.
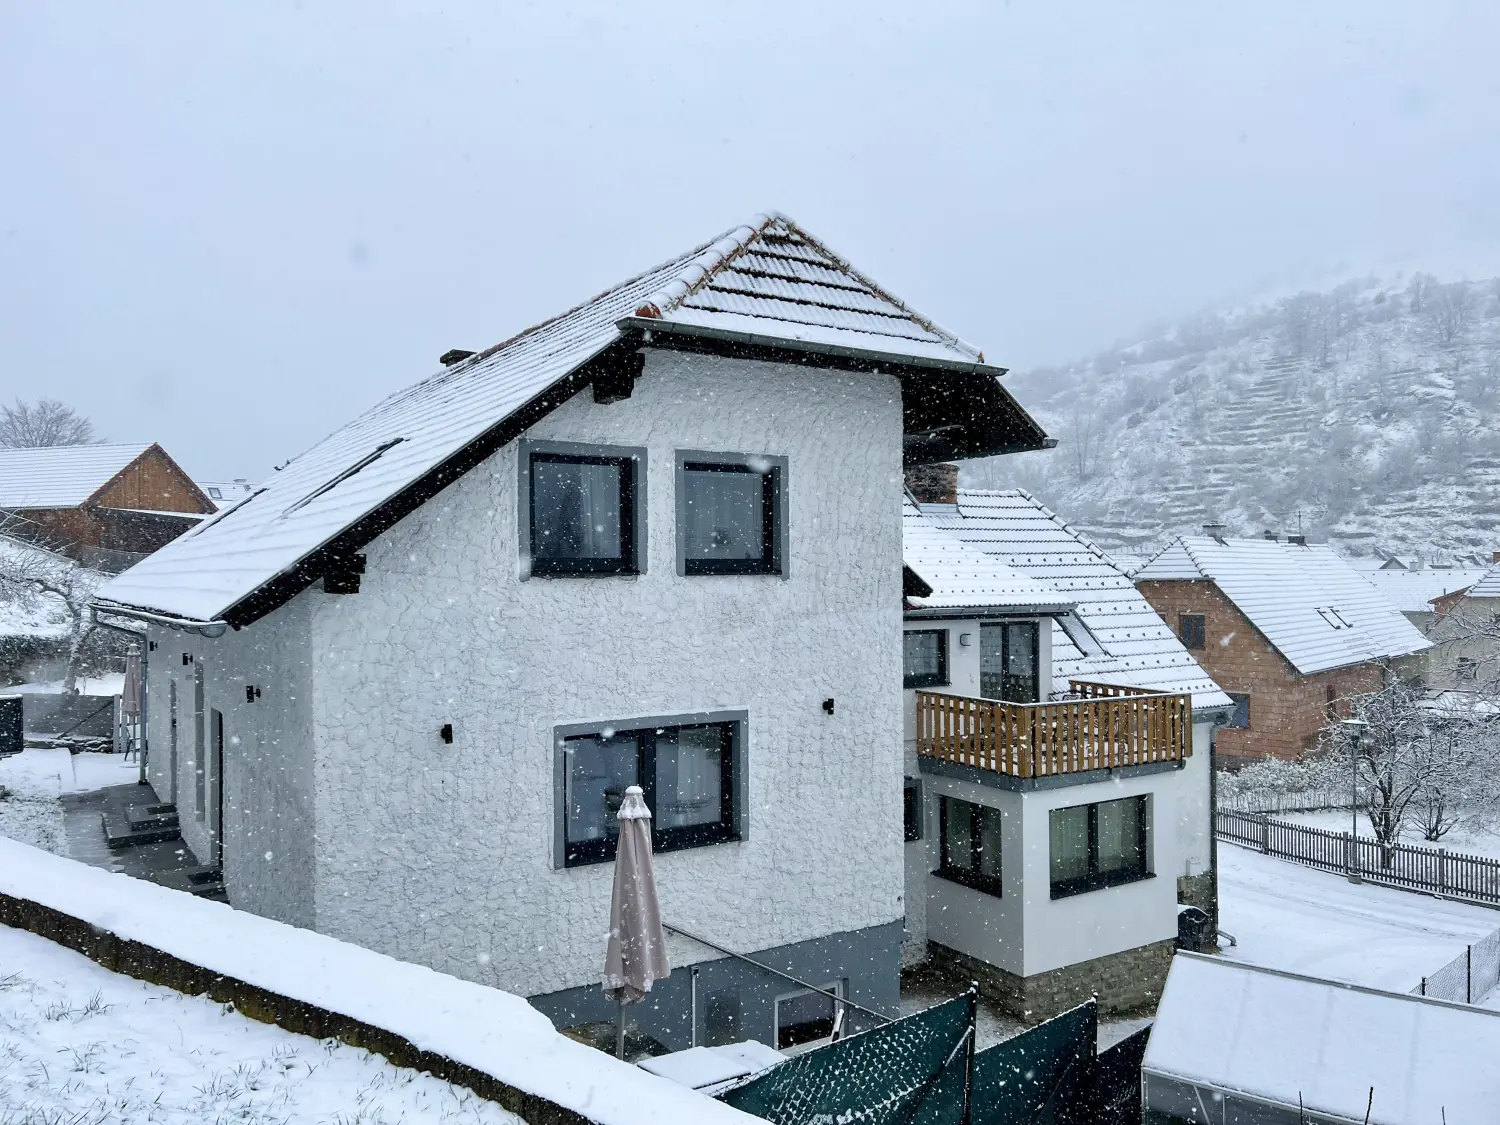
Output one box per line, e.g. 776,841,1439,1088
101,809,181,849
126,803,179,832
150,864,225,900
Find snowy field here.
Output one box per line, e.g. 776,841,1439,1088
0,748,138,852
1276,808,1500,862
1217,841,1499,993
0,923,523,1124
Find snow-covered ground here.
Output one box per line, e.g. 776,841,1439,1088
1217,841,1499,993
0,672,126,696
0,749,138,852
1276,808,1500,862
0,923,523,1124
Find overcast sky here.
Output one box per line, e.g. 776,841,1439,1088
3,3,1498,480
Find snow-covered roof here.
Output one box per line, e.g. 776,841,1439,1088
1465,562,1500,598
195,479,255,511
96,214,1042,626
0,444,152,509
1360,566,1488,614
1145,953,1500,1125
902,499,1072,615
1135,536,1431,675
924,490,1231,710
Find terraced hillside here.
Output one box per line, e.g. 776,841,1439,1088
970,274,1500,559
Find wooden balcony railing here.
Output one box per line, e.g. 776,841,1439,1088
915,685,1192,779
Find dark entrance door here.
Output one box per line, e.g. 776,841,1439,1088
980,621,1041,703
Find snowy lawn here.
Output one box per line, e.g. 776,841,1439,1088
1217,841,1499,992
0,749,138,852
1276,807,1500,862
0,923,523,1124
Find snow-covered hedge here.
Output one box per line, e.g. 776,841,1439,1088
0,838,757,1125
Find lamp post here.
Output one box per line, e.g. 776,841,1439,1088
1338,718,1368,883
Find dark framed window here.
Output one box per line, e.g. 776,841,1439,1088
904,629,948,689
775,982,845,1051
1178,613,1206,651
1226,692,1250,729
560,719,740,866
676,451,787,576
938,796,1003,897
1456,657,1479,682
1049,795,1149,898
521,441,644,577
980,621,1039,703
903,778,923,842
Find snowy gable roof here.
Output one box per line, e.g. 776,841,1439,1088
0,444,153,509
1145,954,1500,1125
928,490,1230,710
1135,536,1431,675
1360,566,1490,614
1465,563,1500,598
902,499,1072,615
96,214,1047,626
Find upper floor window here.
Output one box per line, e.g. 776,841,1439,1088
1225,692,1251,728
903,778,923,842
904,629,948,689
1178,613,1206,650
1049,795,1149,898
1456,657,1479,682
676,451,787,576
558,715,742,867
521,441,645,577
980,621,1039,703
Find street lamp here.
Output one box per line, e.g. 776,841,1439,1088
1338,718,1368,883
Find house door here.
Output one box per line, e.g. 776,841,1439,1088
980,622,1040,703
167,680,179,804
209,709,225,868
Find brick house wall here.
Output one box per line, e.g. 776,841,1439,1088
1136,579,1383,764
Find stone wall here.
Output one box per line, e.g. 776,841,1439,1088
1136,579,1382,763
928,937,1177,1024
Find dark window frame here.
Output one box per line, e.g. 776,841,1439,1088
1456,657,1479,683
1225,692,1251,729
1049,795,1150,899
979,620,1040,703
519,439,647,579
937,795,1004,897
904,629,949,689
1178,613,1206,651
674,449,789,577
553,710,747,869
903,777,923,842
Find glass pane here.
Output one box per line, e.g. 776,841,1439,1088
943,798,975,871
565,732,638,844
979,623,1004,700
976,805,1003,883
655,725,726,829
1097,797,1143,876
532,457,623,560
904,631,943,682
1002,622,1038,703
1050,805,1090,885
777,987,839,1050
683,466,765,561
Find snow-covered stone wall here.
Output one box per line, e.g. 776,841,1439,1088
303,350,905,996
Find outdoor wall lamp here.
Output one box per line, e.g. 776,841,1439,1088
440,723,454,744
958,633,972,647
822,699,835,715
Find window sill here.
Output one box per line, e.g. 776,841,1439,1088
932,869,1003,899
563,833,742,870
1050,870,1154,900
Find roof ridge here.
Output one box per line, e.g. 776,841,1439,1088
956,486,1121,570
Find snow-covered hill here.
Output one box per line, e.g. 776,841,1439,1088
971,273,1500,559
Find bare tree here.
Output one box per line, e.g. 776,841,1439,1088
0,399,98,448
1066,405,1104,483
1426,281,1474,348
0,523,103,693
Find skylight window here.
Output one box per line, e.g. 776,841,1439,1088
1316,607,1352,629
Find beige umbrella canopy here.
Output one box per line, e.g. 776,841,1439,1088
604,785,670,1057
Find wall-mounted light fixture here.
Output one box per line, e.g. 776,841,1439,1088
440,723,454,744
821,698,835,716
958,633,973,647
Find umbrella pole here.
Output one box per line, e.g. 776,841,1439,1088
616,997,626,1060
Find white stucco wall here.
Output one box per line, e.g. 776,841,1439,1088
301,350,906,996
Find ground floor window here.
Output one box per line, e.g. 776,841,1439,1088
938,795,1003,896
1049,795,1149,898
561,718,739,866
775,981,845,1051
904,778,923,842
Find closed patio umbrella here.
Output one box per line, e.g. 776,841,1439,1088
603,785,670,1059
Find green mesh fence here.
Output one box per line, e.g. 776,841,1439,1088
717,993,976,1125
968,1000,1097,1125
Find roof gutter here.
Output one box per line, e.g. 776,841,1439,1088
90,599,229,639
616,316,1011,378
904,603,1077,619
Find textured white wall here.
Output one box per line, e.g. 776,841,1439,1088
305,350,906,996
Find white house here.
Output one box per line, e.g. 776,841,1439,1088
900,479,1230,1022
89,214,1051,1053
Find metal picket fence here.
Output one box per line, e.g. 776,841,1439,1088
1415,927,1500,1005
1216,808,1500,904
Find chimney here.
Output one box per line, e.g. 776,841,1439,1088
1288,534,1307,546
1262,529,1279,542
1202,522,1227,544
439,348,476,367
1492,551,1500,564
1411,556,1425,571
905,463,959,505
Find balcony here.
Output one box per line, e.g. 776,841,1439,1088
915,680,1192,779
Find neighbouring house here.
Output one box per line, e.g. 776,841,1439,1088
0,444,214,572
194,478,255,510
1424,562,1500,692
1134,531,1431,765
1144,954,1500,1124
900,479,1230,1022
1358,559,1491,634
89,213,1051,1053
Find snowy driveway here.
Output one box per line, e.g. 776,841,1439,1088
1217,840,1500,993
